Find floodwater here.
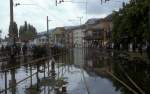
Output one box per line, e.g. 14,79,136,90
0,48,150,94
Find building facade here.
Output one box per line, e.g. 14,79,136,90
65,31,73,48
51,27,66,47
84,15,113,48
72,29,85,48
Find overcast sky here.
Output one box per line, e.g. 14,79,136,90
0,0,128,38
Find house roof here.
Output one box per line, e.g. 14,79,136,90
52,27,66,35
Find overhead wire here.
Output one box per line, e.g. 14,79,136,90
29,0,80,26
24,0,128,29
30,0,66,26
56,0,87,25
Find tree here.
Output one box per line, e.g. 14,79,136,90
19,21,37,42
112,0,149,50
8,21,18,40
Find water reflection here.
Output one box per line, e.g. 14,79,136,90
0,48,149,94
111,59,150,94
54,48,121,94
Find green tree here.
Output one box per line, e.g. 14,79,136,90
112,0,149,50
19,21,37,42
8,21,18,40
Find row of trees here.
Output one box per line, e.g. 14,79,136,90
19,21,37,42
112,0,149,51
8,21,37,42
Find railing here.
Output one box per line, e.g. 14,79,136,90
0,48,68,94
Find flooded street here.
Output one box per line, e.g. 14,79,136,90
0,48,150,94
0,0,149,93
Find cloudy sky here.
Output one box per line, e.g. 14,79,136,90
0,0,128,38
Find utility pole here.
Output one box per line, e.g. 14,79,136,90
47,16,52,44
69,17,83,26
47,16,53,44
149,7,150,32
47,16,50,76
47,16,53,76
47,16,49,37
0,30,1,38
85,0,87,20
77,17,83,25
10,0,14,38
148,5,150,45
10,0,14,25
10,0,14,41
10,0,16,57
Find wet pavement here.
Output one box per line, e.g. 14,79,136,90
0,48,150,94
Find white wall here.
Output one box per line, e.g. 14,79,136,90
73,29,85,47
31,36,48,46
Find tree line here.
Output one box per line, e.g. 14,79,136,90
112,0,149,51
8,21,37,43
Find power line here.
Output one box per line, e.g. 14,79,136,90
29,0,68,26
55,0,87,24
29,0,78,26
85,0,88,20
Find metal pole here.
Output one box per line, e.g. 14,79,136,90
36,64,39,91
10,0,16,57
5,71,7,94
149,6,150,38
10,0,14,25
30,64,32,87
148,5,150,45
47,16,49,38
47,16,49,48
78,17,82,25
44,63,46,78
10,0,14,43
47,16,50,77
85,0,87,19
48,62,50,76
